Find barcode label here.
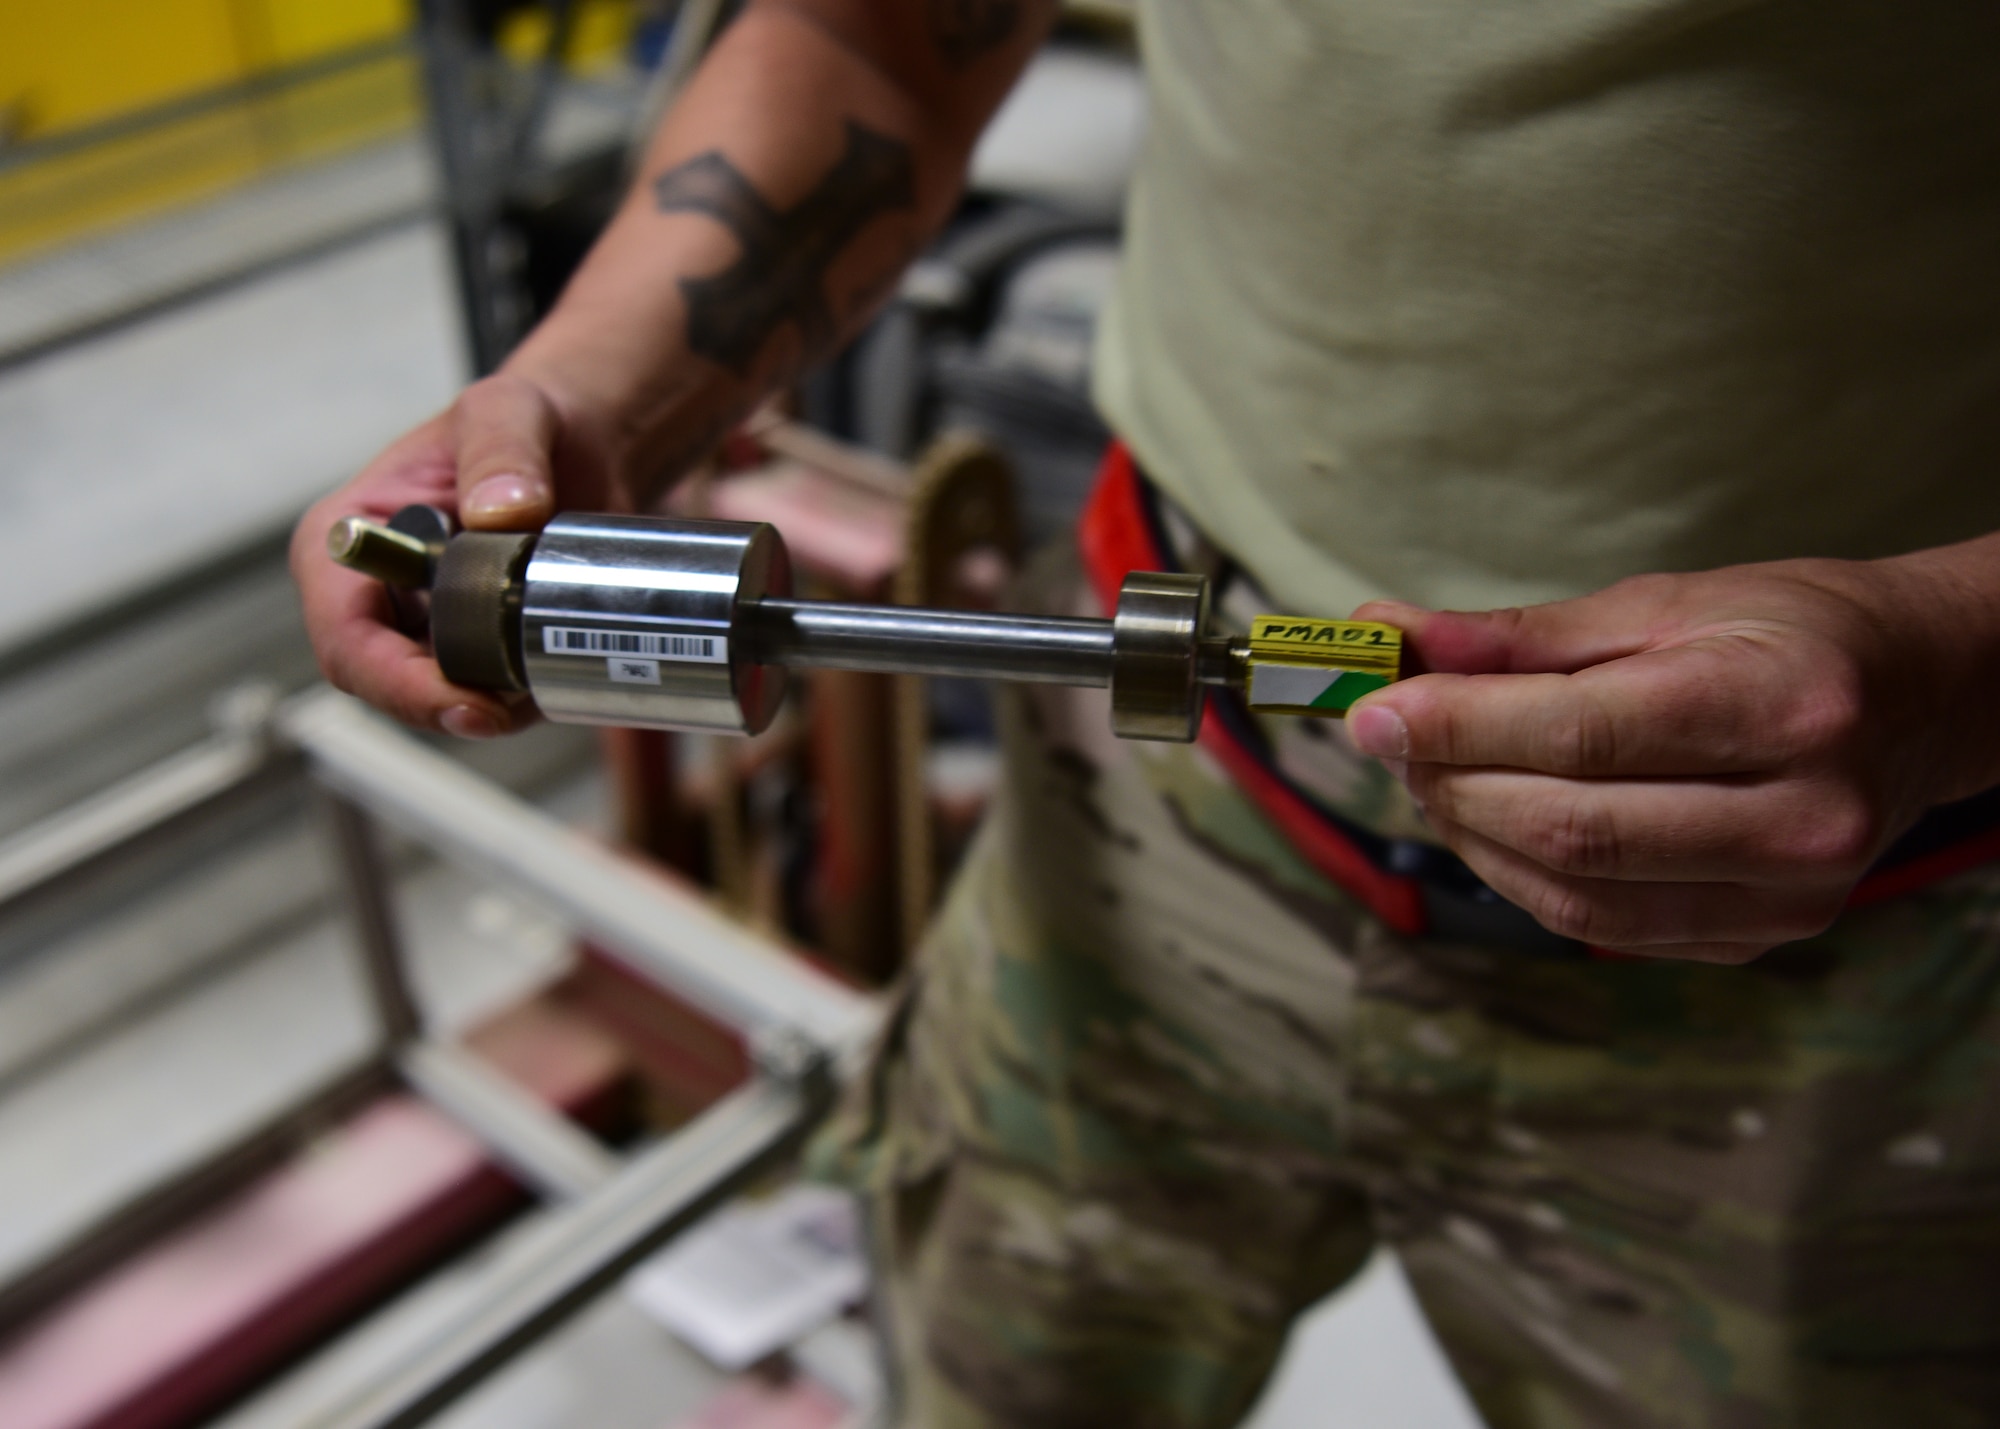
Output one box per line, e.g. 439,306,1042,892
542,626,728,663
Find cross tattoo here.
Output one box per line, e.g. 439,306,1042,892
653,121,916,375
929,0,1023,67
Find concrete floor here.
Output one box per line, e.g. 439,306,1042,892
0,842,581,1290
0,139,432,370
0,218,461,656
0,143,1484,1429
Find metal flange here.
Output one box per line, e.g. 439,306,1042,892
1109,571,1210,742
433,532,536,693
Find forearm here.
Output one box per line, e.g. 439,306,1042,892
502,0,1051,503
1874,527,2000,803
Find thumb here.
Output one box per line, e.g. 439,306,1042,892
452,373,560,530
1352,589,1658,677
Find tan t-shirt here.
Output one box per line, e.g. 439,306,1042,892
1093,0,2000,617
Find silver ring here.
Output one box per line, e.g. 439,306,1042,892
1110,572,1209,742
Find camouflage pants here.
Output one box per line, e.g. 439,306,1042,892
809,550,2000,1429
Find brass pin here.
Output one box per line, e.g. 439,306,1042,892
328,517,433,588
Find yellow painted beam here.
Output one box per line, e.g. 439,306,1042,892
0,0,245,138
0,1,647,267
0,1,416,264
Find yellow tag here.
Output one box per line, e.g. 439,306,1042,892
1244,616,1403,716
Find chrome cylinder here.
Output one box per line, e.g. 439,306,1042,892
519,515,790,735
747,600,1115,685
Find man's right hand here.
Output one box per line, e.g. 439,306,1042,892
290,371,612,739
290,0,1051,738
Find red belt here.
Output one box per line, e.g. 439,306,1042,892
1077,444,2000,944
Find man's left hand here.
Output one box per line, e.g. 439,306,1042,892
1347,546,2000,963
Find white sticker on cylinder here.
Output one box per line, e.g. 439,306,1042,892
607,657,661,685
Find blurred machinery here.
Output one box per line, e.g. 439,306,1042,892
414,0,662,373
0,686,877,1429
0,6,1145,1426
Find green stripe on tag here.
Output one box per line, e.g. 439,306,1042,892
1308,670,1390,712
1248,662,1336,710
1247,663,1393,716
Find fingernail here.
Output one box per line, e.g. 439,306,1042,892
461,473,540,522
1350,704,1408,759
441,705,499,739
1365,599,1431,624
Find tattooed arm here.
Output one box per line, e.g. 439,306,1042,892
504,0,1051,494
294,0,1056,735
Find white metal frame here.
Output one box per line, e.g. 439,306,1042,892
0,685,883,1428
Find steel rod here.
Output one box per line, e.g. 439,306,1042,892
748,598,1116,685
314,788,425,1046
0,736,272,912
278,689,880,1054
398,1041,619,1202
270,1078,812,1429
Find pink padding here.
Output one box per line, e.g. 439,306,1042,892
687,462,904,590
0,1002,630,1429
667,1378,850,1429
0,1098,515,1429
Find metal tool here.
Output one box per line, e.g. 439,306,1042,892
330,507,1401,743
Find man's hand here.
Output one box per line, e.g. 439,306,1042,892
1347,547,2000,962
290,371,613,738
290,0,1052,740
